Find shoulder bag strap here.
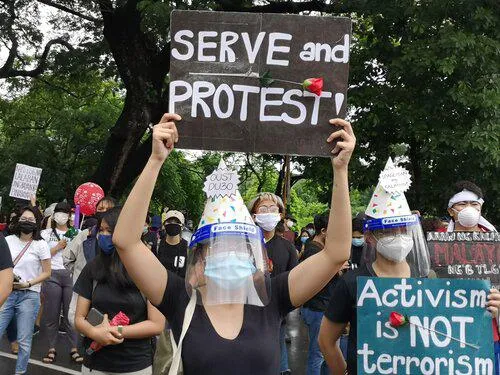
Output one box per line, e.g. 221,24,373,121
13,240,33,266
168,291,197,375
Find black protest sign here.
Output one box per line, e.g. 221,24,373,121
169,10,351,156
427,231,500,289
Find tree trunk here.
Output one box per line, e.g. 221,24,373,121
408,141,422,210
91,0,169,196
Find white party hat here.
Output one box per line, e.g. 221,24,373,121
197,159,254,229
365,158,412,218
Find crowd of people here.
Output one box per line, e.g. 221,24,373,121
0,113,498,375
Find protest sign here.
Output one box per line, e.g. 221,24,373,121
357,277,494,375
169,10,351,156
9,163,42,200
427,231,500,290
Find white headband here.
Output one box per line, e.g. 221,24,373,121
448,190,484,208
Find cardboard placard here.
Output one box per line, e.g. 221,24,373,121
9,163,42,200
169,10,351,156
427,231,500,290
357,277,495,375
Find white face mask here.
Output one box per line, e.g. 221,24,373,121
455,207,481,228
286,220,294,229
254,213,281,232
53,212,69,226
376,234,414,263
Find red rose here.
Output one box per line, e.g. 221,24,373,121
389,311,409,327
302,77,323,96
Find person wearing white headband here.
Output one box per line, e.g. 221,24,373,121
446,181,496,232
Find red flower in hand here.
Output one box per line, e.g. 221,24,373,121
302,77,323,96
389,311,409,327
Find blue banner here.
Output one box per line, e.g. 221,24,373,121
357,277,495,375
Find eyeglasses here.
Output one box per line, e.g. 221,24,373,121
452,201,481,210
19,217,36,223
256,205,280,214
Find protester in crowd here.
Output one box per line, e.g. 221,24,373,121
319,160,430,375
157,210,188,278
0,206,51,375
446,180,497,232
141,214,158,254
64,196,116,327
112,113,355,375
300,212,347,375
0,233,13,306
282,214,297,244
248,192,299,374
42,203,57,230
40,202,82,364
3,210,18,236
350,215,365,268
446,180,499,373
296,228,311,254
74,207,165,375
305,223,315,237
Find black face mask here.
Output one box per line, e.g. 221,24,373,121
165,223,182,237
17,221,37,235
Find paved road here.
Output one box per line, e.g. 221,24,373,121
0,309,310,374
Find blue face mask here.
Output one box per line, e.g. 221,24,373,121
300,236,309,244
98,234,115,255
352,238,365,247
204,253,256,291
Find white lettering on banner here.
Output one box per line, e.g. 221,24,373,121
357,343,493,375
299,34,350,63
357,279,487,309
169,80,335,125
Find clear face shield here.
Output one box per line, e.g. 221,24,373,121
186,222,271,307
361,214,430,277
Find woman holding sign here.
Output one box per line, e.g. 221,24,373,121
112,113,355,375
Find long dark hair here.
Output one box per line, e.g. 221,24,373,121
12,206,43,241
91,207,135,288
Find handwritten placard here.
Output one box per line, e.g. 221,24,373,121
169,10,351,156
9,163,42,200
427,231,499,290
357,277,495,375
203,165,240,198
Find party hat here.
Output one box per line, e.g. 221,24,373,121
365,158,412,219
190,160,255,247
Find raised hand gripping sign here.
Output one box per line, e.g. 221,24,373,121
357,277,495,375
169,10,351,157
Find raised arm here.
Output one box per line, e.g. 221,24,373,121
113,113,181,306
288,119,355,307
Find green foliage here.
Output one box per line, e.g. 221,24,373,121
0,71,122,207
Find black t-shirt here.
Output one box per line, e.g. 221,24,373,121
74,259,153,372
324,263,375,375
0,233,13,271
350,244,363,267
266,235,298,277
156,271,295,375
142,231,158,254
157,238,188,278
301,240,338,312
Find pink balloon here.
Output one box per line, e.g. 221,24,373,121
74,182,105,216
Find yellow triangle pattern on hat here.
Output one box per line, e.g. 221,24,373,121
365,158,411,219
197,160,254,230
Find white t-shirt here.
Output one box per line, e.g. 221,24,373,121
41,228,68,270
6,235,51,293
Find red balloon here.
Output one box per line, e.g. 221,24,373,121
74,182,105,216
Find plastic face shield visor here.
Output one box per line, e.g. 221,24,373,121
362,214,430,277
186,223,271,306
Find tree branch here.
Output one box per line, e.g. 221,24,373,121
0,38,74,78
36,0,100,22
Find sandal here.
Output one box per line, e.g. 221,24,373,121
42,349,57,364
70,349,83,364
